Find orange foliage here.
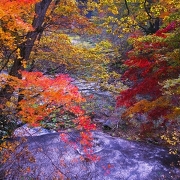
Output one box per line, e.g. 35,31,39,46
16,71,95,131
1,70,96,156
123,97,170,118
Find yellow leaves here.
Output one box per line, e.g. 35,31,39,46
0,28,15,50
163,77,180,90
124,99,150,117
124,97,170,118
161,77,180,119
32,32,74,65
30,31,111,84
0,140,20,163
87,1,98,11
100,80,127,93
93,0,180,37
55,0,79,16
165,107,180,119
161,134,177,146
93,40,112,52
150,4,167,17
151,0,180,21
5,101,16,109
22,60,27,68
135,11,149,23
110,6,118,15
161,129,180,154
168,49,180,64
58,34,71,44
16,48,22,59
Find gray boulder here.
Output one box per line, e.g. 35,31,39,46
13,124,56,137
1,131,179,180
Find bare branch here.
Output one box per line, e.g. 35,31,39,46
124,0,130,15
144,0,152,19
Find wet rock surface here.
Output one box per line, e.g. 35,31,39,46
1,131,179,179
71,78,122,126
13,124,56,137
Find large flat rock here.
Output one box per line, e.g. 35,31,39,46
1,131,179,179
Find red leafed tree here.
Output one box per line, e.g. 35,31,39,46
1,70,96,153
117,20,180,136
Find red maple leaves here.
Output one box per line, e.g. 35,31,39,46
117,21,180,134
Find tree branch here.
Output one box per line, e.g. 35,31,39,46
0,48,18,72
144,0,152,20
124,0,130,15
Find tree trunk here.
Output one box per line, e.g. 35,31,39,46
0,0,52,135
10,0,52,76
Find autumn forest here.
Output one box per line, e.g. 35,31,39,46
0,0,180,179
